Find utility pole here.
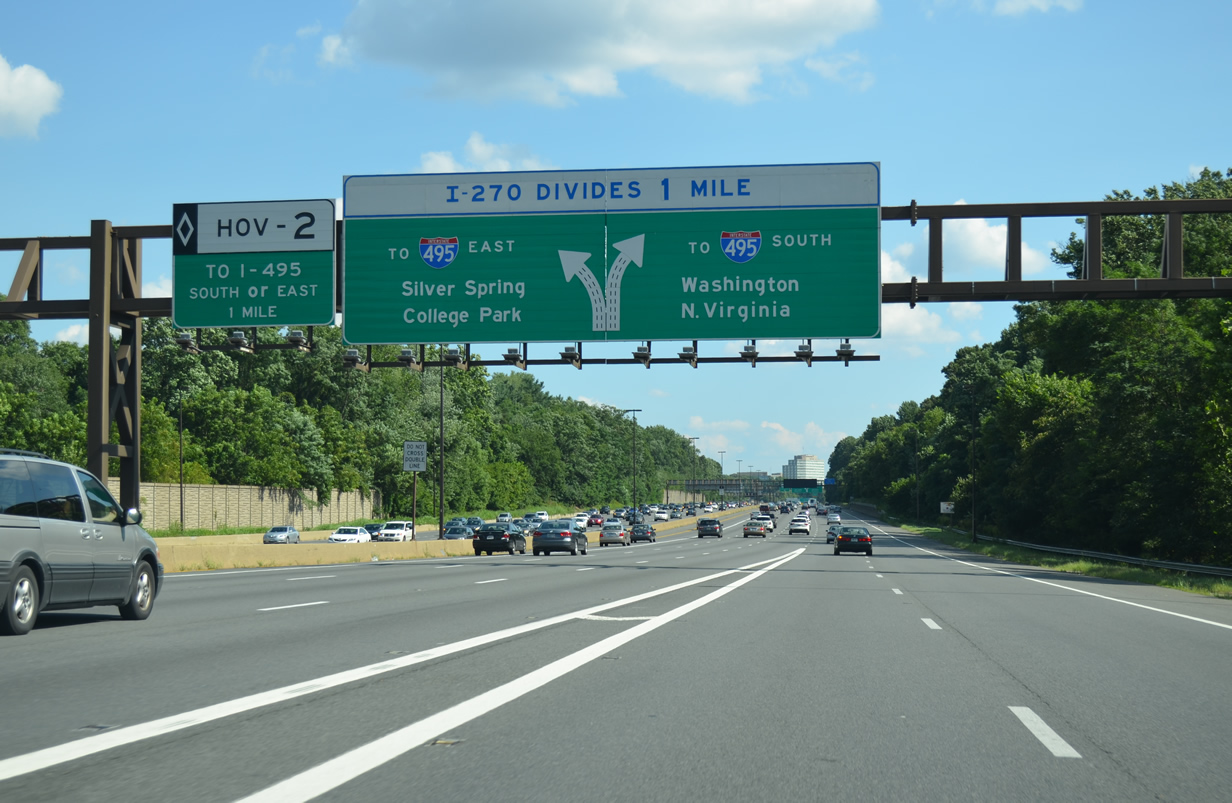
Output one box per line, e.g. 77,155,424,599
736,458,743,502
178,389,184,530
718,450,726,503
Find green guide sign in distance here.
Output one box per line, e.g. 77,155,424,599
172,199,336,329
341,164,879,345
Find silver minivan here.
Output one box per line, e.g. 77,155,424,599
1,450,163,636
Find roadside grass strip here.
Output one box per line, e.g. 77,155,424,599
0,549,805,783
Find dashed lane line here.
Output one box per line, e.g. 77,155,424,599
1009,706,1082,758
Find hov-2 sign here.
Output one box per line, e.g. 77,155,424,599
172,199,337,329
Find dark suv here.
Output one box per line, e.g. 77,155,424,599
697,518,723,538
1,450,163,636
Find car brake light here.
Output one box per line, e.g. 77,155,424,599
501,535,509,540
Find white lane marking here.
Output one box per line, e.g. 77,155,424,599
635,560,649,564
876,574,883,578
435,565,462,569
0,550,800,783
892,588,903,595
576,567,595,572
522,558,542,562
238,548,805,802
675,556,685,560
579,614,654,621
285,576,335,582
475,579,507,585
1009,706,1082,758
889,535,1232,632
258,601,328,612
922,618,942,630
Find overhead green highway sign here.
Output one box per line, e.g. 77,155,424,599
172,199,336,329
341,164,879,344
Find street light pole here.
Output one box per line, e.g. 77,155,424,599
622,409,641,515
439,345,446,541
178,389,185,530
687,437,699,506
736,458,743,502
718,450,725,502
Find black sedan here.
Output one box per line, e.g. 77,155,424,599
533,520,588,556
473,523,526,555
833,526,873,556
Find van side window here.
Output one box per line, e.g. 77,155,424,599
0,459,38,517
77,471,123,523
27,462,86,522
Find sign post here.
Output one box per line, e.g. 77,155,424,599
404,441,427,536
341,163,880,344
172,199,336,329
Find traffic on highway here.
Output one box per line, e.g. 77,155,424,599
3,503,1231,801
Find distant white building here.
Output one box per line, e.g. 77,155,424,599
782,454,826,481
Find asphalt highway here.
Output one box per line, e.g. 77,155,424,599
3,509,1231,802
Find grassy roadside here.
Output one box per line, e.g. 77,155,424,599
881,516,1232,600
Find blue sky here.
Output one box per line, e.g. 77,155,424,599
2,0,1228,479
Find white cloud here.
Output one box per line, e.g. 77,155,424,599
761,421,804,452
880,249,911,282
756,421,842,457
297,23,322,38
576,395,601,407
253,44,296,83
943,200,1051,276
0,53,62,138
318,34,352,67
992,0,1081,14
689,415,750,433
649,388,669,398
804,52,874,91
880,305,961,358
419,132,557,173
143,275,172,298
948,302,983,322
335,0,880,104
1189,164,1208,180
54,323,88,345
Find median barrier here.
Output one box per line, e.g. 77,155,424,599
158,507,757,572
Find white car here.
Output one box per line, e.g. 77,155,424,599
496,512,513,523
789,517,811,534
534,511,550,522
329,526,371,543
653,510,669,521
377,521,413,541
827,512,841,524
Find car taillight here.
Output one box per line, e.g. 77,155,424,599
472,533,479,539
501,535,509,540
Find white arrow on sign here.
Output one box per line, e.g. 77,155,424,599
604,234,644,332
559,250,608,332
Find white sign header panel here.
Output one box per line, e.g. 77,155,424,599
344,163,880,219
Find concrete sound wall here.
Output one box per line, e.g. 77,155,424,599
106,479,380,532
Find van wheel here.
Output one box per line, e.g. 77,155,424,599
119,561,155,621
2,566,38,635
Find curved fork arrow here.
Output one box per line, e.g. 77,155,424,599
559,250,607,332
604,234,645,332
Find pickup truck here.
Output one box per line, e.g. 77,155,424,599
697,518,723,538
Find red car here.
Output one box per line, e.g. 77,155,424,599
588,514,604,526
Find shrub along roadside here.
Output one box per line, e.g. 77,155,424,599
893,520,1232,600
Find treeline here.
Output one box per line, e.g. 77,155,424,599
827,168,1232,564
0,318,719,519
